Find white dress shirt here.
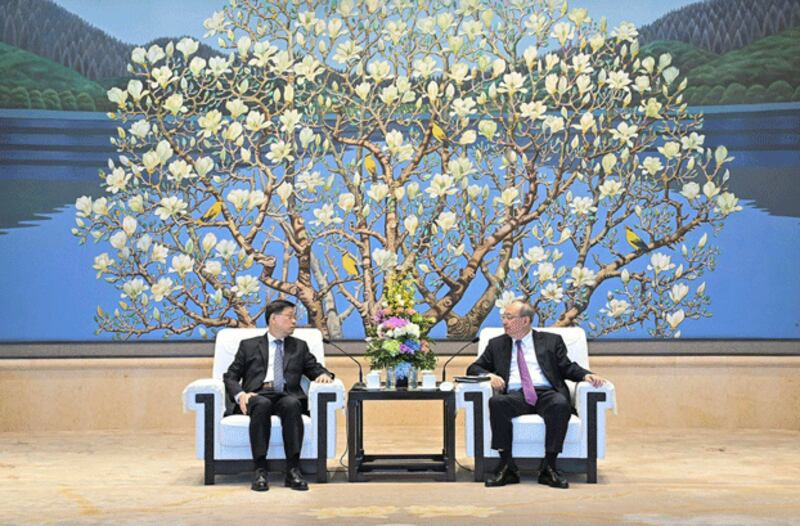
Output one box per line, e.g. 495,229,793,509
507,331,552,391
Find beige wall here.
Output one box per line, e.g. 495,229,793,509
1,356,798,432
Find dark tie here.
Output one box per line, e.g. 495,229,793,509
516,340,538,406
274,339,285,393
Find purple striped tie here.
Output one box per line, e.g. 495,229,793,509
516,340,538,406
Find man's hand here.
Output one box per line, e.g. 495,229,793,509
314,373,333,384
583,374,607,387
239,392,255,415
488,373,505,392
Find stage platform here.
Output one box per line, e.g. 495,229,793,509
1,427,798,525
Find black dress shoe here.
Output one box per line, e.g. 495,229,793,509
538,465,569,488
284,467,309,491
251,468,269,491
484,464,520,487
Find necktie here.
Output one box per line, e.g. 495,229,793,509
516,340,538,406
273,339,285,393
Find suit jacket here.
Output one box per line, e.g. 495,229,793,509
466,331,591,405
222,334,332,415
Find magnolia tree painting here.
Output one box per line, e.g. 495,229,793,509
72,0,741,340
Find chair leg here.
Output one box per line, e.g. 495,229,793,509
196,393,217,485
586,392,606,484
465,391,486,482
315,393,336,483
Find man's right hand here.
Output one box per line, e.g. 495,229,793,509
239,392,255,415
488,373,505,392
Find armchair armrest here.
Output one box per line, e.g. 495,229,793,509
308,379,346,463
575,380,617,416
308,378,346,411
455,380,493,410
182,378,225,415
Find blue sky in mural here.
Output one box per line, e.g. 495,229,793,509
52,0,697,45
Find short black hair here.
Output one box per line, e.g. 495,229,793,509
264,299,296,326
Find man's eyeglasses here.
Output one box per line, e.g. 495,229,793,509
276,313,297,320
501,314,524,320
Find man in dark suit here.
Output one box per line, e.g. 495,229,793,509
223,299,334,492
467,300,607,489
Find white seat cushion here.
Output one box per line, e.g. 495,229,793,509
220,414,313,449
512,414,582,445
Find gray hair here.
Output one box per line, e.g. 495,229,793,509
510,300,535,322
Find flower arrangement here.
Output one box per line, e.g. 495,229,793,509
366,269,436,378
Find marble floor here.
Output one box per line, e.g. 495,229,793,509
1,427,799,525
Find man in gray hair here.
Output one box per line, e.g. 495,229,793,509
467,300,607,489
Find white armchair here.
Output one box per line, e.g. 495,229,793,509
456,327,616,483
182,328,345,484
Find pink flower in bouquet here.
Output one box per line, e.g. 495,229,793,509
382,316,409,329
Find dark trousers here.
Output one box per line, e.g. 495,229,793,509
246,391,304,460
488,388,572,456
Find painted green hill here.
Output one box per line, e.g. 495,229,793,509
640,28,800,105
0,41,111,111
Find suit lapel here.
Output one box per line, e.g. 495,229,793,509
498,335,512,383
282,336,294,373
258,336,269,372
532,330,556,386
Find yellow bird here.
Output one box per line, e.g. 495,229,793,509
201,201,224,222
431,122,446,142
364,154,377,177
625,226,647,251
342,252,359,276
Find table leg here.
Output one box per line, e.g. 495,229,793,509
445,395,456,481
347,398,358,482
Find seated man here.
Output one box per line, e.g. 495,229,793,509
223,299,334,492
467,300,607,489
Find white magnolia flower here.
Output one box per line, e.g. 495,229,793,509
298,127,315,149
354,82,371,100
498,72,526,95
458,130,477,145
541,283,564,303
425,174,456,199
450,97,476,118
167,160,195,183
665,309,685,330
226,189,249,211
176,37,198,58
128,195,144,213
436,211,457,232
681,182,700,200
367,183,389,202
121,216,137,236
524,246,546,264
93,253,113,273
372,248,398,271
215,239,238,260
150,66,173,89
569,196,597,216
703,181,720,199
222,122,243,142
338,193,355,212
567,266,597,288
604,298,630,318
75,196,93,217
610,122,638,147
509,257,523,271
642,98,662,119
198,110,223,137
599,179,624,199
295,55,323,82
495,290,522,310
312,203,342,226
189,56,206,76
244,111,268,132
367,60,392,83
494,187,519,207
276,182,293,206
612,21,638,42
151,243,168,264
543,116,565,133
224,99,248,120
658,141,681,160
203,11,227,34
296,171,325,193
607,70,632,91
155,196,188,220
681,132,705,153
92,197,109,216
551,22,575,45
534,262,555,283
247,190,266,210
129,120,150,138
130,47,146,64
520,100,547,120
207,56,231,77
135,234,152,252
150,277,176,302
201,233,217,253
715,192,742,216
642,156,664,176
633,75,650,93
163,93,184,115
194,157,214,178
648,253,675,274
203,260,222,277
478,120,497,140
448,62,470,84
404,215,418,235
602,153,617,175
279,109,302,134
333,40,362,64
106,87,127,108
169,254,194,278
233,275,260,297
106,167,130,194
447,156,475,180
122,278,148,300
380,85,399,105
574,112,596,134
266,141,294,164
109,231,128,250
669,283,689,304
412,56,439,78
